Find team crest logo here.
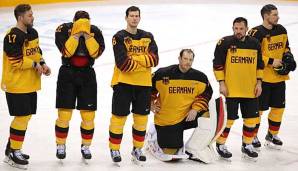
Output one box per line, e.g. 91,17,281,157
124,36,132,44
266,34,271,42
24,39,29,47
162,77,170,85
230,45,237,53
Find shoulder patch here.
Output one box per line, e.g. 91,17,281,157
217,38,224,46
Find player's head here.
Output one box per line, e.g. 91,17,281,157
73,10,90,21
232,17,248,40
14,4,34,27
125,6,141,28
261,4,279,25
178,49,195,73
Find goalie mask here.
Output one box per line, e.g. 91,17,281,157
274,52,296,75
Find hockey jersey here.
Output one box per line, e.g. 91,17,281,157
2,27,42,93
248,24,290,83
213,35,264,98
111,29,158,86
55,22,105,67
152,65,213,126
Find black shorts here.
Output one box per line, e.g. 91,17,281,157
56,65,97,111
6,92,37,116
259,81,285,111
155,111,204,149
112,83,151,116
226,98,259,120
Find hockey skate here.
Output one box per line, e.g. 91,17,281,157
81,145,92,164
4,147,29,164
7,150,29,170
110,150,121,166
216,143,232,162
4,141,29,163
252,136,261,151
131,147,146,166
241,144,258,162
56,144,66,161
264,132,283,150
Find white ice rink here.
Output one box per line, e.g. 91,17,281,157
0,0,298,170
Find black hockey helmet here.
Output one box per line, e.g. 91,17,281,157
274,52,296,75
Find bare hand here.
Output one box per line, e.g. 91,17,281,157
254,80,262,97
272,59,283,68
83,33,92,40
185,109,198,122
73,32,82,40
42,64,51,76
219,81,228,97
150,99,161,113
35,63,43,75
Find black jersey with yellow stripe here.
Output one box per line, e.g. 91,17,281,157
248,24,290,83
55,22,105,66
152,64,213,126
213,35,264,98
111,29,158,87
1,27,42,93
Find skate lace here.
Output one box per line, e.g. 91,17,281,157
219,144,230,154
57,145,65,154
111,150,120,157
81,145,91,155
14,150,25,160
133,148,144,158
245,144,255,153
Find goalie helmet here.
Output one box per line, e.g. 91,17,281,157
274,52,296,75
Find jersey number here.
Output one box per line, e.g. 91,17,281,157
8,34,16,43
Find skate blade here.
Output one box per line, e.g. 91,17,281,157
58,159,64,165
131,157,145,166
7,159,28,170
113,162,121,167
218,156,232,162
253,147,261,152
3,156,9,163
82,158,90,165
241,153,257,162
264,141,281,150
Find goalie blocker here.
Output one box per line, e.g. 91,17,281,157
146,95,227,163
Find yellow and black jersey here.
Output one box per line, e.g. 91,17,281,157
213,35,264,98
111,29,159,87
152,64,213,126
248,24,290,83
55,22,105,66
1,27,42,93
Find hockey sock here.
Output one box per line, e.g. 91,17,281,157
132,113,148,148
243,118,258,144
253,111,262,137
216,119,234,145
109,114,127,150
55,108,72,145
268,108,284,135
10,115,32,150
80,110,95,146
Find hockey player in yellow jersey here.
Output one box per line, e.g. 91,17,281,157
213,17,264,161
148,49,218,163
54,10,105,161
248,4,296,150
108,6,158,164
1,4,51,169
